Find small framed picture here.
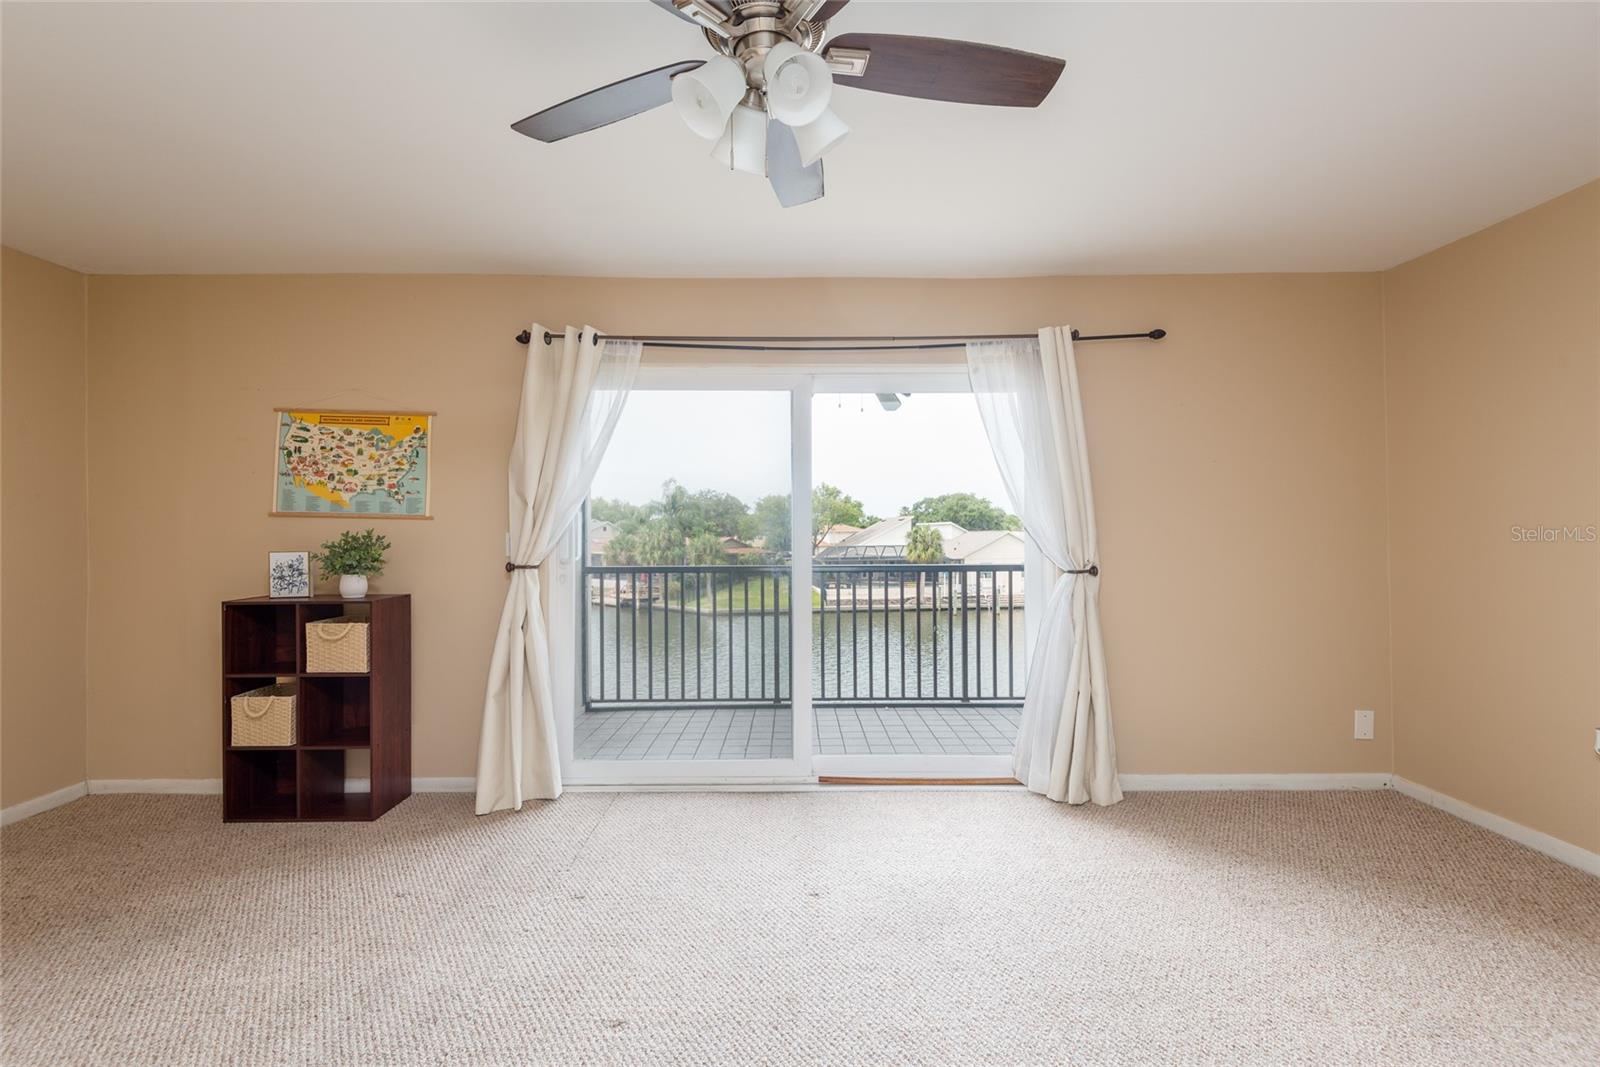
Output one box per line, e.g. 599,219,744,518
268,552,311,598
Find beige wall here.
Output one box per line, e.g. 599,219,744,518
1382,181,1600,852
9,184,1587,854
82,271,1393,783
1,248,89,807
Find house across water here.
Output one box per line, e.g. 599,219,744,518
817,516,1024,567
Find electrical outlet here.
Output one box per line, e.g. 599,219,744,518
1593,727,1600,756
1354,709,1375,740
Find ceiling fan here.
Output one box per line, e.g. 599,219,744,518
510,0,1065,207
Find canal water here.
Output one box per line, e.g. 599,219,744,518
585,604,1027,704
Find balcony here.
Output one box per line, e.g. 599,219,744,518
579,561,1024,760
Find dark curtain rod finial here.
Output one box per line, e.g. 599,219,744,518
514,329,1166,348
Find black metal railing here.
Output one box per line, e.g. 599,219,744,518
812,563,1024,706
582,562,1025,710
583,565,792,708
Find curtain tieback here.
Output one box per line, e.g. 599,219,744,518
1067,564,1100,576
505,562,537,572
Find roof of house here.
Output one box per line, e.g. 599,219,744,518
944,529,1024,561
831,516,972,547
921,521,970,542
831,515,912,549
819,516,1008,561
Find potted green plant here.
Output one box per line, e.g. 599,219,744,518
312,528,391,599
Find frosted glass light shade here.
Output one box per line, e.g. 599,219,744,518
671,56,748,140
792,106,849,166
762,42,832,127
710,103,768,175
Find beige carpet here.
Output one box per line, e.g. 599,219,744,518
2,790,1596,1066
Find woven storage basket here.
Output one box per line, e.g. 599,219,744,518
306,618,370,673
231,684,296,747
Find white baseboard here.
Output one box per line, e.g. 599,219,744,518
1391,776,1599,877
0,781,89,826
414,777,474,792
89,778,222,794
83,777,476,795
332,777,474,793
39,773,1600,877
71,772,1393,797
1119,772,1393,791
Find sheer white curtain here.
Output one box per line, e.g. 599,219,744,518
475,326,640,814
968,328,1121,805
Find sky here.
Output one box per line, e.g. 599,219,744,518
590,390,1010,519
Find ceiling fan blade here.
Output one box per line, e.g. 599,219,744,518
825,33,1064,107
511,60,704,143
812,1,851,22
646,0,733,26
766,120,824,208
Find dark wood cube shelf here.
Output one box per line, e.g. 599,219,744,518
221,594,411,822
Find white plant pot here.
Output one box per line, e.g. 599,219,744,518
338,574,369,600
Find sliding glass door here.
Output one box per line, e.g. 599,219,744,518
560,367,1025,784
808,375,1023,778
562,372,812,782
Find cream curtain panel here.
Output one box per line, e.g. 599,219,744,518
475,326,640,815
967,328,1121,805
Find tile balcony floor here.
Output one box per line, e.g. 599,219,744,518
573,705,1021,761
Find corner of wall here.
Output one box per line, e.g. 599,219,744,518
0,247,93,814
1375,181,1600,856
1377,268,1398,782
79,266,92,795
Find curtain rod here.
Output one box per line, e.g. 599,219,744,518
512,329,1166,350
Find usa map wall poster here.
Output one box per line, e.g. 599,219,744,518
272,409,433,518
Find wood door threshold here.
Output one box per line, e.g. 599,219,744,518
818,776,1021,786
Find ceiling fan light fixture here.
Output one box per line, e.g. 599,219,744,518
792,106,849,166
710,102,768,175
513,3,1068,208
762,41,833,127
670,55,747,139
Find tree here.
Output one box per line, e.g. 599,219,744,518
684,532,730,565
604,516,685,566
598,480,760,565
905,525,945,563
635,523,682,565
593,481,884,562
656,479,696,541
604,526,641,565
590,496,651,526
752,494,791,553
907,492,1018,531
689,489,750,539
812,483,873,549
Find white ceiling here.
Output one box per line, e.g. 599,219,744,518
3,1,1596,277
